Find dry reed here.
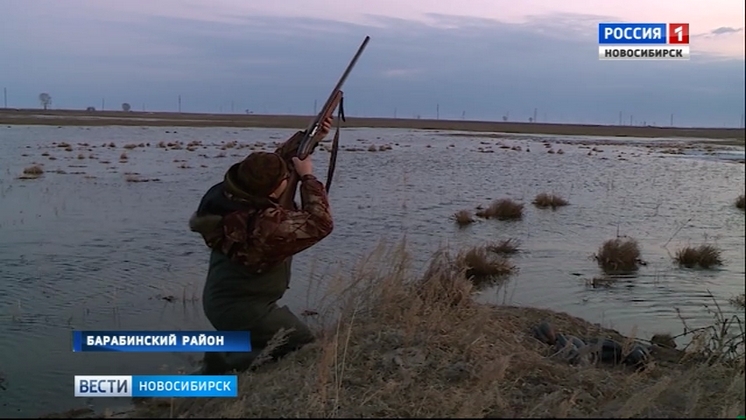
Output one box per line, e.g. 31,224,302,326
532,193,569,210
453,245,516,288
674,244,723,269
23,165,44,175
453,210,475,227
119,242,744,419
594,238,642,273
487,238,520,255
476,198,524,220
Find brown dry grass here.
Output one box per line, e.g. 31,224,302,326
674,244,724,269
453,210,475,227
18,165,44,180
737,195,745,210
532,193,569,210
476,198,524,221
23,165,44,175
116,242,745,419
594,238,643,273
452,245,516,288
487,238,520,255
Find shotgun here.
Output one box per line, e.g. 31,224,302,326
276,36,370,209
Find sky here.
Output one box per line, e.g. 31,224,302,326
0,0,744,127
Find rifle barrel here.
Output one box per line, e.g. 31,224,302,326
305,36,370,133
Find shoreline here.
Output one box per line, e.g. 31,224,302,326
1,108,744,143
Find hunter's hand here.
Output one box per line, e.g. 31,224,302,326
292,156,313,177
319,116,333,139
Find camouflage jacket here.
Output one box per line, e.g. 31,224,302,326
189,174,333,274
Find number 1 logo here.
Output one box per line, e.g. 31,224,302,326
668,23,690,44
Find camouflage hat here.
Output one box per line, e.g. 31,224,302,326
234,152,289,197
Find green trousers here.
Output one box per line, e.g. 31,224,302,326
200,250,315,374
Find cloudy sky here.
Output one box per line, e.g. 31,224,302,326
1,0,744,127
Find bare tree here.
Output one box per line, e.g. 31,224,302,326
121,102,131,112
39,93,52,110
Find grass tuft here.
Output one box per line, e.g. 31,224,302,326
532,193,569,209
674,244,723,269
453,245,516,288
452,210,475,227
23,165,44,175
487,238,520,255
475,198,524,220
594,238,642,273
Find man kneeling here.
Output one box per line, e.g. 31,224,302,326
188,146,333,374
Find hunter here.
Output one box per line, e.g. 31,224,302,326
188,116,335,374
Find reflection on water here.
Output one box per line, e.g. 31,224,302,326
0,125,744,417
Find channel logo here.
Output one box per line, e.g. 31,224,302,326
598,23,690,60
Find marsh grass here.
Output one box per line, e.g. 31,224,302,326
532,193,569,209
22,165,44,175
674,244,724,269
675,290,745,365
453,245,516,288
121,242,745,419
18,165,44,180
594,238,643,273
487,238,520,255
737,195,745,210
476,198,524,220
452,210,475,227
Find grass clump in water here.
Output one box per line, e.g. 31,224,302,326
487,238,520,255
532,193,569,209
452,210,475,227
475,198,524,220
737,195,745,210
18,165,44,180
453,245,516,288
23,165,44,175
674,244,723,269
594,238,642,273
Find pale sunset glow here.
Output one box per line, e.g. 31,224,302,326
0,0,743,126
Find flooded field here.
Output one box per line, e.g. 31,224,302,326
0,124,744,417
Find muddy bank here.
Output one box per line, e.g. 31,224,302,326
42,245,746,419
1,108,744,141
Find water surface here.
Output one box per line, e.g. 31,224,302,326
0,125,744,417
